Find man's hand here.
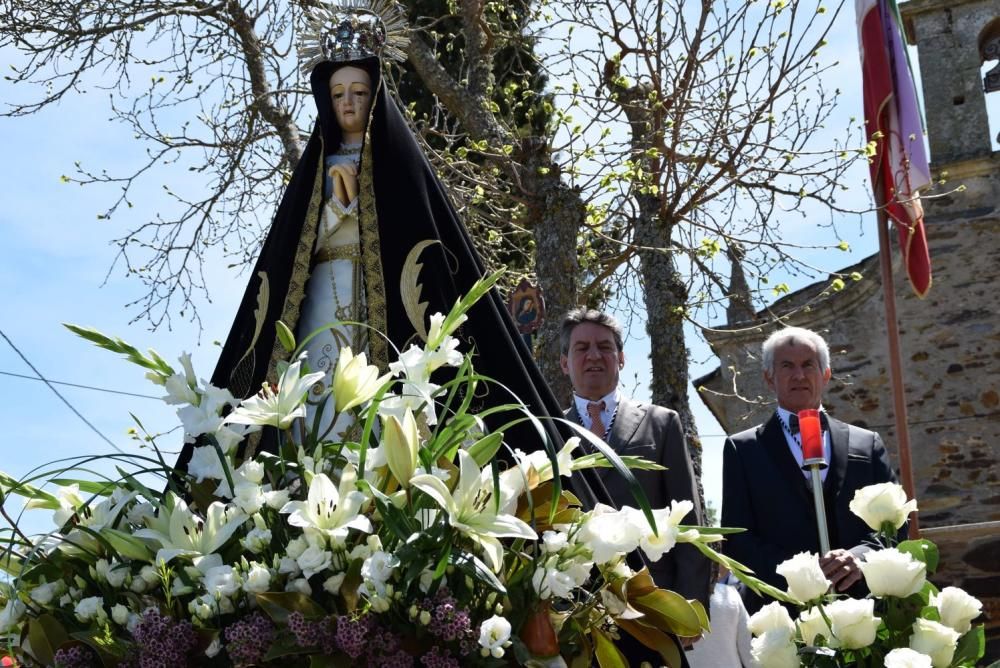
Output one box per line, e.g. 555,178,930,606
820,548,862,592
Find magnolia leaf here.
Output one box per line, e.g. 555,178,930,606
616,618,683,668
256,592,326,624
591,627,628,668
28,614,68,666
631,589,704,637
262,635,312,661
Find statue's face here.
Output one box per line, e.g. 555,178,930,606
329,66,372,138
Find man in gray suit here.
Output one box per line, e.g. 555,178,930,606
559,308,711,611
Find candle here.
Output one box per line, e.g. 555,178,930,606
798,409,823,461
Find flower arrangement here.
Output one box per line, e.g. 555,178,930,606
747,483,986,668
0,275,755,668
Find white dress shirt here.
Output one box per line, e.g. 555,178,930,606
573,389,620,438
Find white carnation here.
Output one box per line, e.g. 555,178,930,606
478,614,512,658
203,565,240,598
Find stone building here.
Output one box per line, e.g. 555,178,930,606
696,0,1000,657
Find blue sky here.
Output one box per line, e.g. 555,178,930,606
2,4,996,539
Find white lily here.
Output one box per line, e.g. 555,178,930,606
332,347,391,413
279,465,372,542
226,356,324,430
411,450,537,571
135,495,247,565
382,409,420,487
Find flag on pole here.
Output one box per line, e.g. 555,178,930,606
857,0,933,297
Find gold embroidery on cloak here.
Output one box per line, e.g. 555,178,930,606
358,92,388,371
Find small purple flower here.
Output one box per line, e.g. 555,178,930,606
225,612,275,667
53,645,98,668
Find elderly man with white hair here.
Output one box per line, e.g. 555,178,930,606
721,326,901,614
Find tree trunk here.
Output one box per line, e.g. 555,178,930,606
520,138,583,406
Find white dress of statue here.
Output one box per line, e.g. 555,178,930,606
296,66,372,441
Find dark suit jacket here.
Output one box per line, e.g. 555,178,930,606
567,398,711,609
721,413,898,612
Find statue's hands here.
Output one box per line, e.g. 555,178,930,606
328,163,359,207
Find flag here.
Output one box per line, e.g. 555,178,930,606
857,0,932,297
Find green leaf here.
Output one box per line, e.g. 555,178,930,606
256,592,326,623
898,539,939,573
1,470,58,508
592,627,628,668
48,479,117,496
953,625,985,666
102,528,154,562
450,550,506,594
27,614,68,666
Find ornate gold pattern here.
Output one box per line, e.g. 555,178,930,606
358,117,388,370
400,240,438,342
228,270,270,399
311,243,362,266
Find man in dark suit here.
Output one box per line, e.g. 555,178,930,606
559,308,711,610
722,326,899,614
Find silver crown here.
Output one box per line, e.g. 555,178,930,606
298,0,409,74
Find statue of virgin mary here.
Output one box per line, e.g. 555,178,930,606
174,0,608,509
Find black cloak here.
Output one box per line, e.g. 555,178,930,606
173,59,607,509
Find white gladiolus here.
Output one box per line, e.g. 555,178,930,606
748,601,795,637
478,614,512,658
884,647,933,668
859,548,926,598
751,628,800,668
776,552,831,604
577,505,641,564
909,618,961,668
849,482,917,532
531,566,576,600
930,586,982,634
824,598,881,649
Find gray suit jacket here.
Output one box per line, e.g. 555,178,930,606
567,397,711,608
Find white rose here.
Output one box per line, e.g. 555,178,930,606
565,559,594,587
884,647,933,668
243,563,272,594
297,545,333,579
930,586,982,634
286,578,312,596
848,483,917,532
909,618,960,668
751,628,800,668
74,596,106,623
203,565,240,598
859,548,926,598
0,598,26,633
776,552,831,604
748,601,795,637
278,555,301,576
478,615,512,658
825,598,881,649
531,566,576,600
323,573,347,595
797,606,831,646
111,604,130,626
